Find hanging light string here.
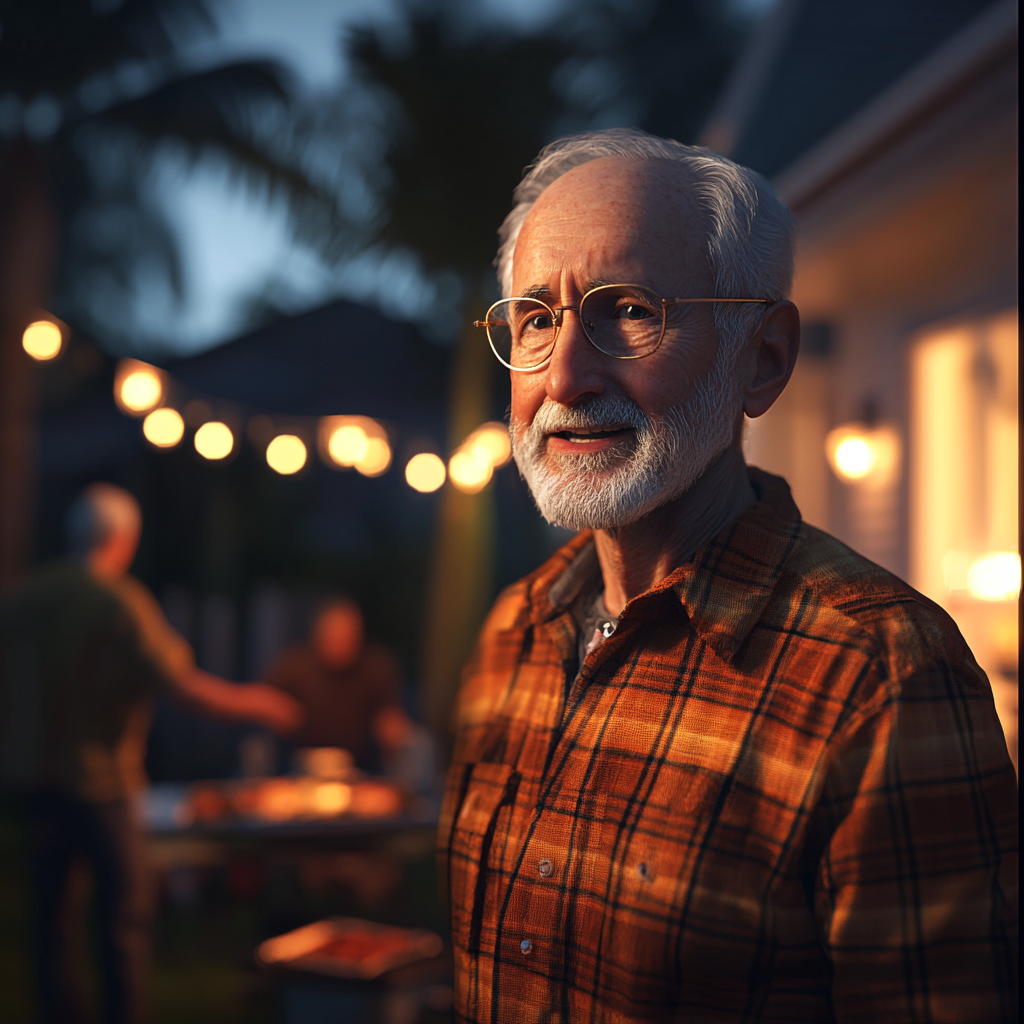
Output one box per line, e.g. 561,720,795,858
112,358,511,494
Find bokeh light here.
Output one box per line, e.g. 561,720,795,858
356,437,391,477
824,423,900,484
22,320,62,360
194,421,234,460
449,448,493,493
967,552,1021,602
266,434,307,475
327,423,369,466
310,782,352,816
467,422,512,467
119,368,163,414
405,452,446,492
142,408,184,448
831,436,875,480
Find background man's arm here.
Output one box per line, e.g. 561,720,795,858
170,667,304,735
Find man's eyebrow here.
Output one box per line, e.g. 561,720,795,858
520,279,613,300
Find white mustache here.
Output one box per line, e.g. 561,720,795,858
529,396,649,437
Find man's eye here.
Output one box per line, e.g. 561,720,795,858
614,304,654,321
524,314,554,331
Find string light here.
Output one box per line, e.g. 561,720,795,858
449,448,493,493
113,361,515,492
22,320,63,361
356,437,391,477
266,434,307,475
405,453,446,493
328,424,369,466
466,422,512,467
115,360,164,415
194,421,234,460
142,408,185,448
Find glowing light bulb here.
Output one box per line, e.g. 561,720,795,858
142,408,184,448
328,424,369,466
119,369,163,413
405,452,446,493
833,437,875,479
22,321,62,360
467,422,512,468
966,552,1021,602
356,437,391,477
449,448,493,493
194,421,234,460
266,434,307,475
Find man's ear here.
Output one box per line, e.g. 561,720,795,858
741,301,800,419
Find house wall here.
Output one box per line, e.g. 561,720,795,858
747,52,1016,580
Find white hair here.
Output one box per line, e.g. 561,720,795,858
495,127,795,354
66,483,142,555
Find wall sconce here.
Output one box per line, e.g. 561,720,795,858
825,422,900,485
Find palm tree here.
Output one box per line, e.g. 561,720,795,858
341,0,744,742
0,0,348,584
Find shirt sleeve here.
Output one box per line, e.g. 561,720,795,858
109,576,194,686
814,657,1018,1023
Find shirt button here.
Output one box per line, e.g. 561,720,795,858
520,939,533,954
537,858,553,877
637,863,649,879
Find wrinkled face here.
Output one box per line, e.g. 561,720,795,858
313,604,364,671
508,156,744,530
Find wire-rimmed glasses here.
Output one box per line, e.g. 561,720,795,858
474,283,770,371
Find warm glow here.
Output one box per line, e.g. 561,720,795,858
449,448,493,493
142,408,184,448
467,422,512,468
22,320,62,360
328,423,369,466
967,552,1021,602
405,452,446,493
194,421,234,460
310,782,352,816
834,436,875,479
266,434,307,475
356,437,392,477
119,369,163,413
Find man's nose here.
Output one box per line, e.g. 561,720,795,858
543,307,605,405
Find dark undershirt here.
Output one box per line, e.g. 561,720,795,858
569,587,620,692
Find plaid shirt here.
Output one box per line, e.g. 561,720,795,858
439,469,1018,1023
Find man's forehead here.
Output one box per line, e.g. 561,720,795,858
513,157,707,290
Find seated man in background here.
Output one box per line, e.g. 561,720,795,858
0,483,303,1024
267,597,416,773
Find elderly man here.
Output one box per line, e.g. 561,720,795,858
439,129,1017,1023
0,483,302,1024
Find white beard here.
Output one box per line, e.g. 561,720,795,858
510,355,741,532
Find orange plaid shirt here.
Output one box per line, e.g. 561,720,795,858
439,469,1018,1023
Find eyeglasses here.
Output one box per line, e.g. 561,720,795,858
475,283,770,371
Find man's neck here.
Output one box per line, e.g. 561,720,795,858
594,445,755,617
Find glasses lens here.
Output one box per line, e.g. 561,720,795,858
580,286,664,357
486,298,558,368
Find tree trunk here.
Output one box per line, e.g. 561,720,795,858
0,139,57,587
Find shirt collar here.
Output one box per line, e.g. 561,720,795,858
518,468,803,663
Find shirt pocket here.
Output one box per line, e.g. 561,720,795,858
448,760,519,953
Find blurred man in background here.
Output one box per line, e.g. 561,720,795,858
0,482,303,1024
267,597,416,773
